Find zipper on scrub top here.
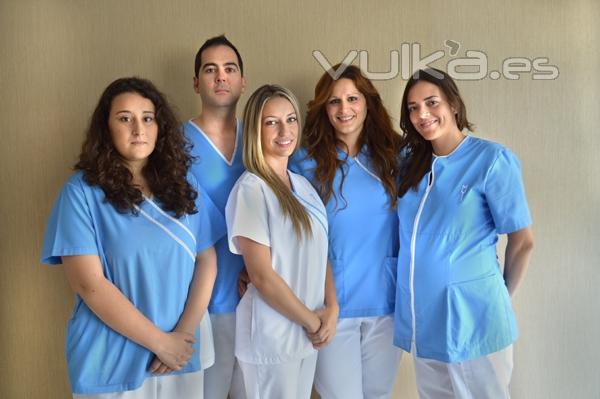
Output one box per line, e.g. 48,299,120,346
408,157,437,352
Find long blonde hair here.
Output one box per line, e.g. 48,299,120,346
242,84,313,239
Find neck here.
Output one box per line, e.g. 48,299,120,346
432,129,465,156
127,163,151,196
195,106,237,130
266,157,290,187
337,133,360,157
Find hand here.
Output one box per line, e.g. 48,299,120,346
307,305,339,349
148,357,173,375
238,267,250,297
149,331,195,373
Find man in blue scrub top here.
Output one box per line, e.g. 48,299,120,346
183,35,247,399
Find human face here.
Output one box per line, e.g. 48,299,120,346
108,92,158,172
260,96,298,168
325,78,367,144
193,45,246,109
407,81,462,155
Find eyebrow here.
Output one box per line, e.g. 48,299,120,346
262,112,296,119
202,62,239,69
114,110,155,114
408,95,439,104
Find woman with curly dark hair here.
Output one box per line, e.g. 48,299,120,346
290,65,403,399
41,77,225,398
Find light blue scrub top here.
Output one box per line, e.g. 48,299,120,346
291,146,399,318
41,172,226,395
184,120,245,314
393,136,532,363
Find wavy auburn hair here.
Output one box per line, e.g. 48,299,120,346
75,77,197,217
242,84,312,239
398,68,474,196
303,64,403,208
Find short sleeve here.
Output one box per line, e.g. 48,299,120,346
193,181,227,253
484,148,532,234
40,180,99,265
225,176,271,254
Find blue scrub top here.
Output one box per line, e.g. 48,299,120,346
184,120,246,314
393,136,532,363
41,172,225,394
291,146,399,318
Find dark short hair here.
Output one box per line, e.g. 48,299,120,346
194,34,243,77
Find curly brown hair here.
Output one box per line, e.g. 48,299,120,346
75,77,197,217
303,64,403,208
398,68,474,197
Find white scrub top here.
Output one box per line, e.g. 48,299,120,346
184,120,246,314
41,172,225,395
394,136,532,363
225,171,328,364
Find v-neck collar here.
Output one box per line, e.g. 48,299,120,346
188,119,240,166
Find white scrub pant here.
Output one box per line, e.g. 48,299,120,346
314,315,401,399
414,345,513,399
73,370,204,399
204,312,246,398
238,351,318,399
200,312,215,369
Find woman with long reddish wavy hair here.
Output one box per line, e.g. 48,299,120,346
291,65,403,399
41,77,224,398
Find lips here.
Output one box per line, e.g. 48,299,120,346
419,119,438,129
336,115,355,123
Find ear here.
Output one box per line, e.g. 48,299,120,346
241,76,247,94
193,76,200,94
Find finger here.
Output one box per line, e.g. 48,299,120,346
148,358,161,373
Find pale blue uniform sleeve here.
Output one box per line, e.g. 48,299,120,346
484,148,532,234
194,182,227,253
225,177,271,254
41,180,98,265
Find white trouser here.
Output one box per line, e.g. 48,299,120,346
200,312,215,369
414,345,513,399
73,370,203,399
204,312,246,398
238,351,318,399
315,315,401,399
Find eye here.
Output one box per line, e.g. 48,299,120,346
118,115,131,122
328,98,340,105
143,115,155,123
287,116,297,123
204,66,216,74
264,119,278,126
407,105,417,113
426,100,439,107
348,96,359,102
225,66,238,73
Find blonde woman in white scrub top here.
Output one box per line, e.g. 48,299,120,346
225,84,338,399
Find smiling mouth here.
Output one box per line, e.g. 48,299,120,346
419,119,438,129
275,139,294,146
336,115,355,122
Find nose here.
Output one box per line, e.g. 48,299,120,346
418,107,430,119
340,100,350,113
132,118,144,136
216,68,226,83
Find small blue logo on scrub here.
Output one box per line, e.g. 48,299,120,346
460,184,469,201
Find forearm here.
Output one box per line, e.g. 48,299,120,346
504,227,534,296
175,247,217,334
323,261,339,313
67,265,164,353
253,270,321,332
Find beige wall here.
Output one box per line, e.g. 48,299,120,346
1,0,598,397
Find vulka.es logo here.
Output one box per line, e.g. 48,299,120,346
313,41,559,81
